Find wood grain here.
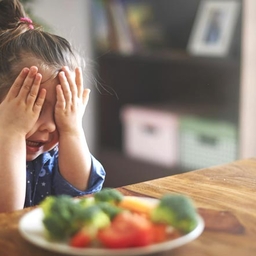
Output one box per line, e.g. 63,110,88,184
0,158,256,255
118,158,256,256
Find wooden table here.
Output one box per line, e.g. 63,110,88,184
0,158,256,256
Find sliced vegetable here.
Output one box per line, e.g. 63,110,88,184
151,223,169,243
118,196,156,216
70,229,92,248
97,211,154,248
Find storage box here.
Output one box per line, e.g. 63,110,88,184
180,116,238,170
120,105,180,167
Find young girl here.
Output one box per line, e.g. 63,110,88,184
0,0,105,212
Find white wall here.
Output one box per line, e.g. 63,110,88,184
30,0,98,153
239,0,256,158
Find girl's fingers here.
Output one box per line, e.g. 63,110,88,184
57,67,86,112
62,66,78,98
6,68,29,99
58,71,72,104
18,66,39,99
33,88,46,113
55,84,66,109
26,73,42,106
75,67,84,98
82,89,90,106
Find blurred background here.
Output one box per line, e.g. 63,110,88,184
26,0,256,188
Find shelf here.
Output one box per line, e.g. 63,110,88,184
92,0,244,184
96,50,240,67
97,51,241,152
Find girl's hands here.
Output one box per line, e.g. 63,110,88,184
55,67,90,135
55,67,91,191
0,66,46,137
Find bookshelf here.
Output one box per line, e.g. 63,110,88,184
90,0,243,188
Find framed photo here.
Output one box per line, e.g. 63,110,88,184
187,0,240,57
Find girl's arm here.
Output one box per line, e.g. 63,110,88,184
55,67,92,191
0,67,46,212
0,134,26,212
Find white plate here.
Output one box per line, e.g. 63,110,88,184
18,197,204,256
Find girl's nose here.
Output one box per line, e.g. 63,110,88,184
38,113,56,133
39,120,56,133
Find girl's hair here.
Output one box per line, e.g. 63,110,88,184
0,0,83,100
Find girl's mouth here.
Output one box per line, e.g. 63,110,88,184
26,140,45,152
26,140,43,147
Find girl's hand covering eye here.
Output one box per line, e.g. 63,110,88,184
0,66,46,136
55,66,90,135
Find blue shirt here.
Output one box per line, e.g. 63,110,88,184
24,146,105,207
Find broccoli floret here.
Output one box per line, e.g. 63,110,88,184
97,201,123,220
82,204,110,229
150,194,198,233
40,195,110,241
79,197,95,208
40,195,56,215
40,195,87,240
94,188,123,204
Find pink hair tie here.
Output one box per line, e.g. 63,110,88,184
20,17,34,29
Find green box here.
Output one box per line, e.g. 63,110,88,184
180,116,238,170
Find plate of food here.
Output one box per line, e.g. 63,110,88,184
19,189,204,256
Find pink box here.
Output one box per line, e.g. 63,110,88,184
120,105,180,167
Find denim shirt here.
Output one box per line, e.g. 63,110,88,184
24,146,105,207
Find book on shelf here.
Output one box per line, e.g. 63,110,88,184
124,0,166,52
91,0,166,54
105,0,136,54
91,0,110,53
91,0,136,54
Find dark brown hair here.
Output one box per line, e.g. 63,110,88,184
0,0,83,100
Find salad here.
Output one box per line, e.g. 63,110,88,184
39,188,199,249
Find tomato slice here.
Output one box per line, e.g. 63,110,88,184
151,223,168,243
97,211,154,248
70,230,92,248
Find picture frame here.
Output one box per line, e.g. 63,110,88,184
187,0,240,57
